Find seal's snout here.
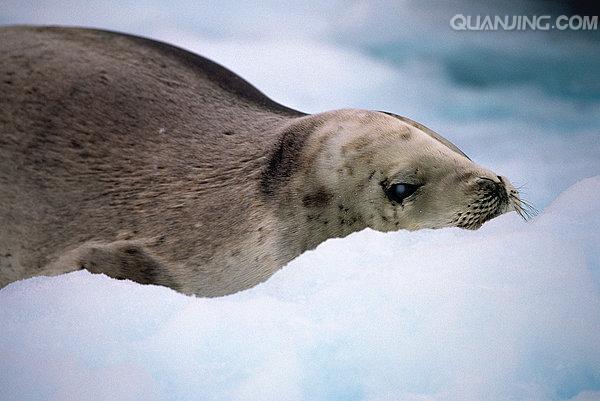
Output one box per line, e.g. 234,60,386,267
460,174,534,227
494,175,538,221
454,176,513,229
476,176,509,205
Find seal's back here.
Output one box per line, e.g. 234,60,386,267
0,26,300,287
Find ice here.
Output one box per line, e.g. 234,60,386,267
1,177,599,401
1,1,600,399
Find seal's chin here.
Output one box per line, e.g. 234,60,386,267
455,207,507,230
456,208,506,230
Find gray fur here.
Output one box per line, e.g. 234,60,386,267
0,26,520,296
0,26,307,296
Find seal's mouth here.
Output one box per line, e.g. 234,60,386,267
453,177,536,229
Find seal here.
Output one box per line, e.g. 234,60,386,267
0,26,526,296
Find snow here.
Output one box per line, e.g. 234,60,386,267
2,177,599,401
2,1,600,400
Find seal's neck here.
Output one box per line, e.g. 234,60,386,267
260,114,369,263
272,198,369,264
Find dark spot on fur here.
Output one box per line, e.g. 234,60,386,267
260,117,323,197
338,204,349,213
140,266,156,282
302,189,333,208
124,246,139,255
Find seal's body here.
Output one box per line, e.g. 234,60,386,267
0,26,523,296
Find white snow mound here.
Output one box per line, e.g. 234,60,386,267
1,177,600,401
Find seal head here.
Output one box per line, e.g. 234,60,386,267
263,109,521,256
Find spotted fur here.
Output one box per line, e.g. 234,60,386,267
0,26,522,297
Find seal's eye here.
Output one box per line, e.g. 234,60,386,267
386,183,420,204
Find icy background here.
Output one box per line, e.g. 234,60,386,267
1,1,600,400
2,178,600,401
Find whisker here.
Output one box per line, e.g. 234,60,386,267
516,198,539,214
513,203,527,219
509,193,538,220
513,205,526,219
